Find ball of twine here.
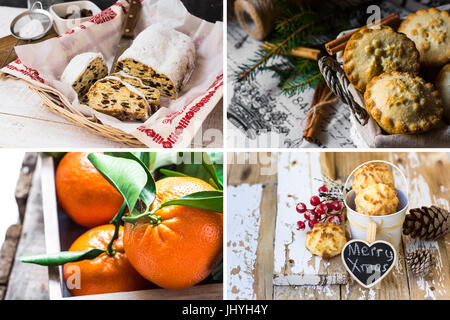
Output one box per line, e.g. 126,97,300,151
234,0,276,40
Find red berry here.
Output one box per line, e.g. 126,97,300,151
297,221,306,230
296,202,307,213
308,219,318,228
332,200,342,211
315,203,328,215
304,210,313,221
329,215,342,225
318,186,328,193
310,195,321,206
326,202,334,212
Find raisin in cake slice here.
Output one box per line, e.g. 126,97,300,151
111,71,160,113
86,76,151,122
61,52,108,100
114,23,196,99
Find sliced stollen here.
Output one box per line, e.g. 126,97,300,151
61,52,108,100
86,76,151,122
364,72,443,134
352,162,394,194
114,23,196,99
343,26,420,92
398,8,450,67
436,64,450,122
355,183,399,216
111,71,161,113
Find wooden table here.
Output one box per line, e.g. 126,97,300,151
227,152,450,300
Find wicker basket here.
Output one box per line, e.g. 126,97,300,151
31,83,147,147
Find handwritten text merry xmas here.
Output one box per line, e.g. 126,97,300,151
345,242,394,274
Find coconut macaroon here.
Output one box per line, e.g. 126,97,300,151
352,162,394,194
343,26,420,92
364,72,443,134
61,52,108,99
86,76,151,122
355,183,399,216
305,222,347,259
114,23,196,99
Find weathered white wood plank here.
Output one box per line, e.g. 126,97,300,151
5,161,49,300
227,183,264,300
273,152,348,286
274,284,341,300
392,152,450,300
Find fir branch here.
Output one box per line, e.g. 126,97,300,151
277,11,315,31
238,21,317,82
282,72,322,95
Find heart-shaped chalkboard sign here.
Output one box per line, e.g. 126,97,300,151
341,240,397,288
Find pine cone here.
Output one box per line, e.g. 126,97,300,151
405,248,434,277
403,206,449,241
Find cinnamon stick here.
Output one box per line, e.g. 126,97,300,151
325,13,400,55
302,82,338,144
262,42,321,61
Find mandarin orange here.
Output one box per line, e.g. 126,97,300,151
63,224,150,296
123,177,223,290
55,152,124,227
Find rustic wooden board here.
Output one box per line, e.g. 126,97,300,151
5,161,49,300
0,28,58,68
273,152,348,286
274,284,341,300
394,152,450,300
227,152,278,186
227,183,264,300
227,155,278,299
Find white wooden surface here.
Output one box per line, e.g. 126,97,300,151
227,184,263,300
273,152,348,285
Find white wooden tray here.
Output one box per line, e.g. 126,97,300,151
39,155,223,300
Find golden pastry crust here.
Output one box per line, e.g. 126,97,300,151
343,26,420,92
305,222,347,259
355,183,399,216
352,163,394,194
364,72,443,134
398,8,450,67
436,64,450,122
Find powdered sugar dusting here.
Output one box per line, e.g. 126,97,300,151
60,52,104,86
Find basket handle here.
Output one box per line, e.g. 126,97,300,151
318,56,370,125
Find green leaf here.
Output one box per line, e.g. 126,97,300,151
88,153,147,213
158,190,223,213
104,152,156,210
202,152,223,190
21,249,105,266
149,152,178,173
211,261,223,282
132,152,151,168
159,168,189,178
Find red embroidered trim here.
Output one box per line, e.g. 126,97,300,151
88,7,117,24
113,2,128,14
137,74,223,148
5,60,44,83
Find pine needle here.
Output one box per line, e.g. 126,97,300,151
238,21,317,82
